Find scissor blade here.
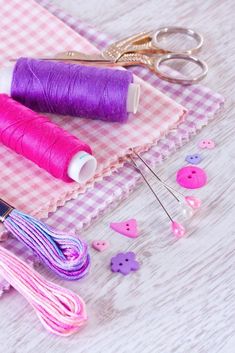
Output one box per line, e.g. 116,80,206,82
53,50,109,62
10,51,112,64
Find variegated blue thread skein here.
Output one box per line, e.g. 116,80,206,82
4,209,90,280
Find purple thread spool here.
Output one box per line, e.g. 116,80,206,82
0,58,140,122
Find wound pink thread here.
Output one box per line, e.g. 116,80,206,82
0,94,92,182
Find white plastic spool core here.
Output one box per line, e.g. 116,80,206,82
67,151,97,183
0,65,14,95
126,83,140,114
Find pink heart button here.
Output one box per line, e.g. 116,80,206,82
92,240,109,252
198,139,215,149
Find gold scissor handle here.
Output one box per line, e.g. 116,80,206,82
112,52,208,85
154,53,208,84
152,26,204,55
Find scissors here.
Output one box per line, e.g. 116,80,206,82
39,26,208,85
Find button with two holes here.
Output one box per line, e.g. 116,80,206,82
110,252,140,275
176,166,207,189
185,153,202,165
92,240,109,252
198,139,215,149
110,219,139,238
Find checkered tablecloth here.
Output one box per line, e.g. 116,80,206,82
0,0,224,296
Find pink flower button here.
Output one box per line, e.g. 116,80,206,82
198,139,215,149
176,166,207,189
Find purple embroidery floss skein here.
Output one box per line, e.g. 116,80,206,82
0,198,90,281
0,58,140,122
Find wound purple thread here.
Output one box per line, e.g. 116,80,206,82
11,58,133,123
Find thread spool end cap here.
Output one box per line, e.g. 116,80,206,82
127,83,140,114
68,151,97,183
0,64,14,95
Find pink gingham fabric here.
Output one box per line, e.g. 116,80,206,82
34,0,224,229
0,0,224,296
0,0,185,220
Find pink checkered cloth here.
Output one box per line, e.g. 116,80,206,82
0,1,224,296
0,0,185,221
34,0,224,230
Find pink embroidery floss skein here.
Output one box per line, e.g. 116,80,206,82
0,58,140,122
0,94,97,183
0,246,87,336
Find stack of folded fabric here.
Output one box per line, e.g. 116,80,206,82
0,0,224,295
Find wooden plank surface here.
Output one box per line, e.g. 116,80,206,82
0,1,234,352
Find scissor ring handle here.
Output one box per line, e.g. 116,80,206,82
152,26,204,54
154,53,208,85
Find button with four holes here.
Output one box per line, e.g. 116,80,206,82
176,166,207,189
198,139,215,149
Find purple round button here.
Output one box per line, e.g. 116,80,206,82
176,166,207,189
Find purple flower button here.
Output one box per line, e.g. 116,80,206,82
185,153,202,165
110,252,140,275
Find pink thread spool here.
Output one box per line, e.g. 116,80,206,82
0,95,97,183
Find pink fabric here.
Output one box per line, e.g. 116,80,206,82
0,0,185,220
0,1,224,296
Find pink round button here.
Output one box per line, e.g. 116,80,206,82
176,166,207,189
198,139,215,149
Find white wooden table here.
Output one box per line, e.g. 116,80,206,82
0,1,234,352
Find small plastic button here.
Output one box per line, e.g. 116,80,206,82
198,139,215,149
176,166,207,189
110,252,139,275
185,153,202,165
92,240,109,252
110,219,138,238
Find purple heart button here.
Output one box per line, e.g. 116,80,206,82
185,153,202,165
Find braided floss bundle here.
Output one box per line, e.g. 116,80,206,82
0,58,139,122
0,199,90,280
0,95,97,183
0,246,87,336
